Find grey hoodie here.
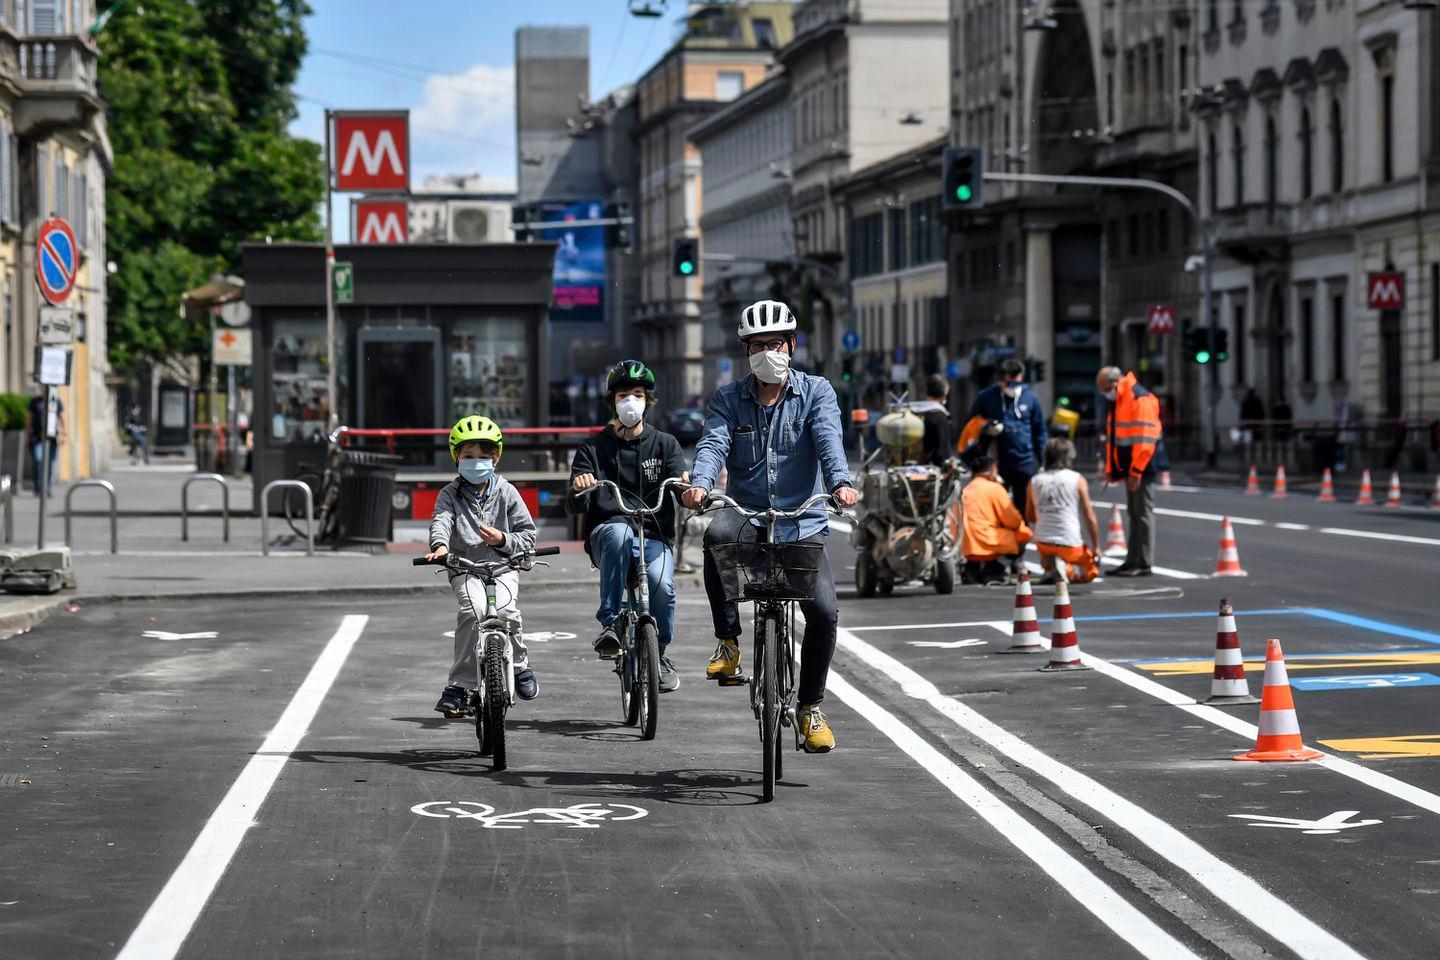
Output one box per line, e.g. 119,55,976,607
428,473,537,562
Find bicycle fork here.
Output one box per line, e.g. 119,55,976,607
471,583,516,709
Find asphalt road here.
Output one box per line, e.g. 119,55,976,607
3,481,1440,959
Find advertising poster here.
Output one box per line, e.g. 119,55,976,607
539,201,605,322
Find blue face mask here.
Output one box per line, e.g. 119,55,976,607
458,457,494,485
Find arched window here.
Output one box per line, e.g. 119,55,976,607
1299,107,1313,199
1207,131,1219,214
1232,121,1246,206
1329,98,1343,193
1265,115,1279,207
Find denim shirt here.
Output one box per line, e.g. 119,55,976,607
690,370,852,541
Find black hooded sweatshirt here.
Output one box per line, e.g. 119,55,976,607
568,425,688,546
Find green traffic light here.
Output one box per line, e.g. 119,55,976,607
1216,352,1230,362
679,261,695,276
956,184,973,202
841,372,853,382
1195,350,1211,364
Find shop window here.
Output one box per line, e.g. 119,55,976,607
450,318,529,424
270,318,342,443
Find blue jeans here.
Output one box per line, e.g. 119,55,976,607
589,520,676,651
30,440,56,495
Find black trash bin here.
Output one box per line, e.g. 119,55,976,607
336,450,402,546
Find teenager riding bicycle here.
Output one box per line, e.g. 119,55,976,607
570,360,689,692
426,416,540,716
681,300,861,753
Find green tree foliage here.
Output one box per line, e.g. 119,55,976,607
100,0,322,373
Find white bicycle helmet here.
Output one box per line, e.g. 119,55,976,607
737,299,797,340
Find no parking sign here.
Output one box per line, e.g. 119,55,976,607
36,218,78,305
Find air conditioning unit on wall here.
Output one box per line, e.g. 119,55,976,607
447,201,511,243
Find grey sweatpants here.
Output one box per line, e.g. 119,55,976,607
1125,476,1156,570
449,570,527,689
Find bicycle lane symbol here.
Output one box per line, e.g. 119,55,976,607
410,801,648,830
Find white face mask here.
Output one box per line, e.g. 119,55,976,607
1101,388,1118,402
749,349,791,384
615,395,646,428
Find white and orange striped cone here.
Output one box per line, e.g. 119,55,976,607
1355,469,1375,506
1000,569,1044,654
1383,471,1403,508
1270,465,1289,498
1204,598,1260,706
1244,465,1260,495
1038,576,1091,672
1431,475,1440,510
1234,639,1323,762
1103,503,1128,557
1316,467,1336,502
1158,470,1173,490
1213,516,1248,577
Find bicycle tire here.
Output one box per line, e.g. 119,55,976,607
759,609,782,802
621,620,640,727
636,621,660,741
485,634,508,771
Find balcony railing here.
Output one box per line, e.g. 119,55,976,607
18,35,96,90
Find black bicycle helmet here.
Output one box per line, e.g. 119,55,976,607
605,359,656,394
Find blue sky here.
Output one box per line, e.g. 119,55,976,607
291,1,680,235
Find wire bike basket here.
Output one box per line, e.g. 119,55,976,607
709,540,824,602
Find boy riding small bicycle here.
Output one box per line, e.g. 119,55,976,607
426,416,540,717
569,360,689,692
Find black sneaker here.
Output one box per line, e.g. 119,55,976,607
593,625,622,660
515,668,539,701
433,684,470,718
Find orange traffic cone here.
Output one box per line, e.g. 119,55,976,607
1204,598,1260,705
1103,503,1127,557
1158,470,1173,490
1431,475,1440,510
1355,469,1375,505
1270,465,1289,498
1244,465,1260,495
1234,639,1323,762
1383,471,1403,508
1000,569,1044,654
1039,576,1091,672
1316,467,1336,502
1214,516,1248,577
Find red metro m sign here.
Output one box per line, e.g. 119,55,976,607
332,112,409,193
353,201,408,244
1367,272,1404,311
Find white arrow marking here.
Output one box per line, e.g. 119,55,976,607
1228,811,1382,834
142,630,219,641
907,638,988,649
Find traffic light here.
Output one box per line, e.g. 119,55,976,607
672,237,699,277
1184,327,1212,364
841,356,854,383
1213,327,1230,363
605,202,631,249
942,146,984,210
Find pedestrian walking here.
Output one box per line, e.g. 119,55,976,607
124,403,150,465
964,358,1047,512
1096,366,1168,577
25,391,65,498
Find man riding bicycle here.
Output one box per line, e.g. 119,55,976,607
681,300,861,753
570,360,689,692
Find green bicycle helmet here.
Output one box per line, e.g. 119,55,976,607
448,415,503,463
605,359,656,395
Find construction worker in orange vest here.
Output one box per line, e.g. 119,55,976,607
1096,366,1169,577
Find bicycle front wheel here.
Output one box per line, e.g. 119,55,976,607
484,635,508,771
636,621,660,741
758,609,783,802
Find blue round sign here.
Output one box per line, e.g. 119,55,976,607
36,218,78,305
842,329,860,352
946,360,964,380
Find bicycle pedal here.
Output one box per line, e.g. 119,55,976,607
714,673,749,687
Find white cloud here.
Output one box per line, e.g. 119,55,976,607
413,63,515,144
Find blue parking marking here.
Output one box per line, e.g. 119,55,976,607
1291,673,1440,692
1042,607,1440,649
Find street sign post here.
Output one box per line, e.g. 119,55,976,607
333,262,354,303
36,218,78,305
38,306,75,345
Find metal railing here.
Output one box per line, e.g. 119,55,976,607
181,473,230,542
260,480,314,556
64,480,117,554
0,474,12,544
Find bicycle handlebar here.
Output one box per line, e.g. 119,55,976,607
412,545,560,576
574,476,690,515
698,490,842,522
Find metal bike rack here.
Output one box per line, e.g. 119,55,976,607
181,473,230,542
64,480,118,554
0,473,12,543
260,479,314,556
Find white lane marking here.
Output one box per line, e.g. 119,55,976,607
1080,647,1440,819
1098,556,1204,581
1318,527,1440,547
1152,507,1266,526
822,669,1202,960
906,638,988,649
116,614,370,960
1228,811,1381,835
848,619,1009,633
141,630,219,641
1275,522,1311,531
1158,484,1204,493
834,628,1369,960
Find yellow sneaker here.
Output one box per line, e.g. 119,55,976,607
705,638,743,681
798,705,834,753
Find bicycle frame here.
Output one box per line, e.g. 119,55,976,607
463,570,518,710
576,476,689,637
